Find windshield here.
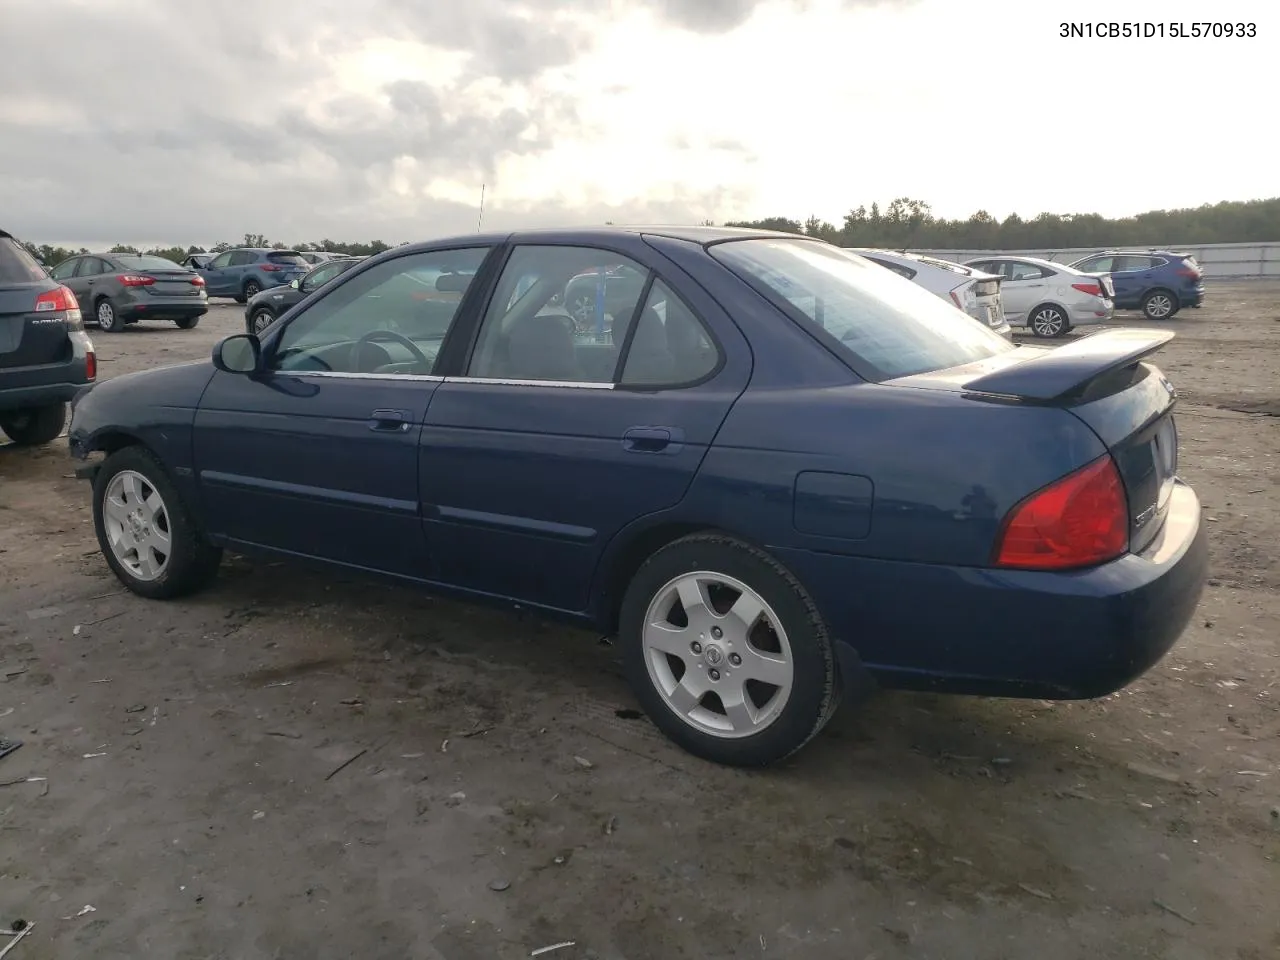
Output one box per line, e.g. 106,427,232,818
116,254,186,271
267,251,307,266
712,238,1014,380
910,255,970,275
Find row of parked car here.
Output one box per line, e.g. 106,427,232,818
853,247,1205,339
2,227,1206,450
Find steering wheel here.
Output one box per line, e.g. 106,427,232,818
353,329,432,373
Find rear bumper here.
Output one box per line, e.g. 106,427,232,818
1067,299,1114,326
776,479,1208,700
0,379,81,411
120,299,208,321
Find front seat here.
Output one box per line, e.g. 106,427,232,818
506,313,580,381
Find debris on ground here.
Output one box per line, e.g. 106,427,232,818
323,748,367,781
488,879,511,892
573,756,593,770
0,921,34,958
0,739,22,762
1154,898,1198,925
530,941,575,957
61,905,96,920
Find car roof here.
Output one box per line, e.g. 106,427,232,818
396,224,819,253
973,254,1062,268
1088,249,1186,256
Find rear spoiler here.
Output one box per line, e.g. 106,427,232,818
964,329,1175,403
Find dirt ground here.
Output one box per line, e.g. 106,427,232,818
1,288,1278,960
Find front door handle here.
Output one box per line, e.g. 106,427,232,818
369,408,412,432
622,426,673,453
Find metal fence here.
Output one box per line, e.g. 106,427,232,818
906,242,1280,279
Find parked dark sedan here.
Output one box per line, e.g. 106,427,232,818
48,253,208,332
65,227,1207,766
244,256,361,335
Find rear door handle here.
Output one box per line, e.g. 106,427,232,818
369,408,412,432
622,426,673,453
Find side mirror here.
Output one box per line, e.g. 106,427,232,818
289,279,301,289
212,334,261,375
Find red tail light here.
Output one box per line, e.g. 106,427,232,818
1071,282,1102,297
262,264,282,272
86,349,97,381
1176,267,1199,279
34,285,78,312
190,275,206,286
119,274,155,286
993,455,1129,570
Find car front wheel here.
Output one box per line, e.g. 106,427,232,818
619,533,840,766
0,403,67,446
92,446,222,599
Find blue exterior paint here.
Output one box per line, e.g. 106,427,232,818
67,225,1207,703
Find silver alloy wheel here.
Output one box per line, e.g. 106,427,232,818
97,300,115,326
642,570,794,739
1031,307,1065,337
252,310,273,334
102,469,172,582
1146,293,1174,319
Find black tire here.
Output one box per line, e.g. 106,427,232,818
91,446,222,600
1142,289,1179,321
175,315,200,330
0,403,67,446
1028,303,1070,338
233,295,247,304
95,297,125,333
249,307,275,335
243,279,262,299
618,533,840,767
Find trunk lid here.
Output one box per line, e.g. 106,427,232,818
138,270,205,297
890,329,1180,554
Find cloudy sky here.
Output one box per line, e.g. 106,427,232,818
0,0,1271,247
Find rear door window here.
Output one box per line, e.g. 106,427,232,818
0,237,48,284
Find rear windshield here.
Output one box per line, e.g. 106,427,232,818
267,251,307,266
115,254,184,271
712,238,1014,380
0,236,49,284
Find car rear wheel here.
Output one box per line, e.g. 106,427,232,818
618,533,840,766
0,403,67,446
92,446,222,600
1029,304,1069,338
1142,289,1178,321
96,297,124,333
174,316,200,330
243,279,262,299
250,308,275,335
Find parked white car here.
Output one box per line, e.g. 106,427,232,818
849,249,1010,337
963,255,1114,338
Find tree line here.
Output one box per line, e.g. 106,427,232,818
21,197,1279,267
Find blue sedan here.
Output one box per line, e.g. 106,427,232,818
66,227,1208,766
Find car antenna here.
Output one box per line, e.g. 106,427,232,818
477,183,486,232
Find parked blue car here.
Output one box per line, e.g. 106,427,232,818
197,248,310,302
65,227,1207,766
1068,250,1205,320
